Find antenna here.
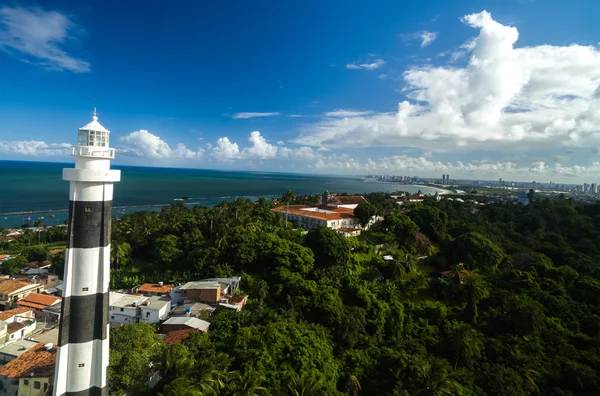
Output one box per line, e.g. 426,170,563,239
93,97,97,120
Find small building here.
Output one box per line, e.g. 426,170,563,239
16,293,61,321
200,277,241,296
0,338,39,365
0,280,42,310
136,282,173,297
48,248,63,256
0,342,56,396
162,317,210,333
170,302,214,319
219,294,249,312
6,320,36,343
179,281,221,303
0,307,35,324
139,296,171,325
17,271,60,289
323,193,369,209
109,292,146,325
337,227,361,238
163,329,199,347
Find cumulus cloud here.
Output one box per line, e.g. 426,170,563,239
0,5,90,72
295,10,600,154
346,59,386,70
0,140,70,156
120,130,204,159
243,131,278,158
211,131,317,162
401,31,438,47
231,112,281,119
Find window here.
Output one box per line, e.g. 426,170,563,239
23,380,28,385
34,382,41,390
82,287,89,292
120,308,124,312
78,363,85,368
85,207,92,213
146,312,150,318
111,316,114,319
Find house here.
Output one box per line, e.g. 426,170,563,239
25,260,52,271
0,343,56,396
16,270,60,289
16,293,61,321
179,281,221,303
0,338,39,365
48,248,63,256
200,277,241,296
0,255,13,262
322,192,369,209
162,317,210,333
139,296,171,325
163,329,199,347
170,302,214,319
109,292,146,325
439,267,473,284
0,308,36,343
136,282,173,297
0,280,42,310
218,294,249,312
271,205,359,230
337,227,362,238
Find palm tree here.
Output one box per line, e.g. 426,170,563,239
283,190,296,228
230,371,267,396
446,322,484,369
461,273,489,324
417,357,462,396
161,377,205,396
345,375,362,396
287,372,326,396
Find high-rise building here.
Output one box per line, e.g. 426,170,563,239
53,110,120,396
442,174,446,184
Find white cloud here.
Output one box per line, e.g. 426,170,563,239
0,140,70,156
346,59,385,70
401,30,438,47
324,109,374,117
231,112,281,119
295,10,600,154
120,130,203,159
0,6,90,72
213,137,241,160
243,131,278,158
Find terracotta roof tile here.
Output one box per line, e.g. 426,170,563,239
164,329,198,347
138,283,173,294
331,195,368,205
0,307,33,321
17,293,61,310
271,205,356,221
7,321,27,335
48,249,63,255
0,343,56,378
0,280,38,295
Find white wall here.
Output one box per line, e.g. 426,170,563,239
139,304,170,325
109,306,138,325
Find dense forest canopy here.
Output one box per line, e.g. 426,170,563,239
2,193,600,395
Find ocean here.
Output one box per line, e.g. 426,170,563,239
0,160,441,228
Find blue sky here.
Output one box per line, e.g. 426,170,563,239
1,0,599,182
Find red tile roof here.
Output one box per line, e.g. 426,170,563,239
163,329,198,347
0,280,38,295
17,293,61,310
0,343,56,379
330,195,368,205
48,249,63,255
0,307,33,321
271,205,356,221
0,255,11,260
138,283,173,294
7,321,27,335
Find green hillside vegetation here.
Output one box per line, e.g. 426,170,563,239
5,194,600,395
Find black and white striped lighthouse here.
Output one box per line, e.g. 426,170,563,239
53,109,120,396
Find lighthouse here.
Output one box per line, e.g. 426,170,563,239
53,109,120,396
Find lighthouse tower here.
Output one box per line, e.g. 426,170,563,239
53,109,120,396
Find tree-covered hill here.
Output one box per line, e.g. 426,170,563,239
102,196,600,395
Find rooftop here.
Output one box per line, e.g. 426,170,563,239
0,343,56,379
137,283,173,294
163,317,210,331
0,339,39,360
48,249,62,255
180,281,220,291
109,292,146,308
330,195,369,205
271,205,356,221
79,112,109,133
17,293,61,310
32,328,59,345
0,279,39,295
163,329,199,347
0,307,33,321
140,296,171,310
7,321,27,335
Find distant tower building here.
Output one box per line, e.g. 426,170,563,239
53,110,120,396
442,174,446,184
322,190,330,206
446,174,450,183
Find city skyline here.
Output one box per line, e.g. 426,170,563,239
1,1,600,183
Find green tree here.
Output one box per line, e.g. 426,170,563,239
109,323,166,395
452,232,504,270
353,203,377,228
154,235,183,268
26,245,48,262
2,256,28,275
445,321,484,369
304,226,350,269
384,213,420,245
283,190,297,228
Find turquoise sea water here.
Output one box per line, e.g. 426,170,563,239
0,160,440,228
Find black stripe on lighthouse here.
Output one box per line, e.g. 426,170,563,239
58,293,108,345
66,200,112,249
